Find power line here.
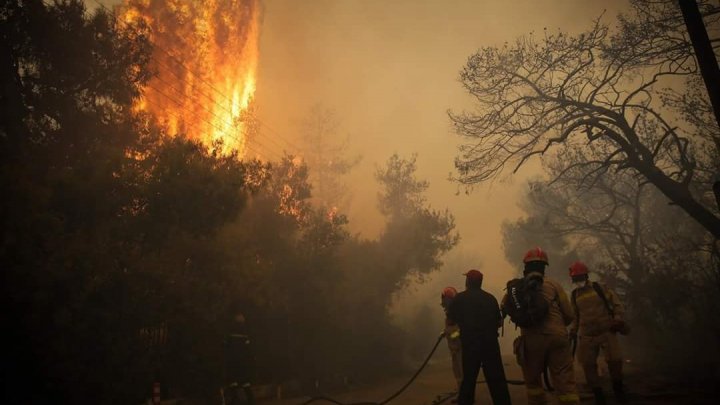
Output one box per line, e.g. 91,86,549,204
145,65,287,159
153,53,296,157
257,120,303,151
147,42,299,156
144,81,280,161
90,0,301,157
85,0,291,161
144,16,302,155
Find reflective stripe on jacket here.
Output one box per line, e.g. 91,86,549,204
570,283,624,336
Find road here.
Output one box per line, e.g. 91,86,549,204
257,352,717,405
261,354,534,405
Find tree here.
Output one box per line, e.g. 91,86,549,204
501,199,580,282
121,138,265,399
664,0,720,130
503,166,720,366
298,105,361,211
1,1,154,403
328,154,459,377
450,0,720,237
375,154,460,286
509,176,648,285
2,2,461,402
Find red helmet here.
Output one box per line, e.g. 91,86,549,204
523,247,549,264
569,261,589,277
441,286,458,299
463,269,483,281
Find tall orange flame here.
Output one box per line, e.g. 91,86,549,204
123,0,260,155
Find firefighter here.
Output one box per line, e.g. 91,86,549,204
224,310,255,405
503,248,579,405
447,269,511,405
568,261,627,404
441,286,463,394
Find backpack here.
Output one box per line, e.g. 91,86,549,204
571,282,614,320
503,275,549,328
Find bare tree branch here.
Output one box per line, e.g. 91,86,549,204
450,0,720,237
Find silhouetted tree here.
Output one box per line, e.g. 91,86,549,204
2,1,153,403
450,0,720,237
504,169,719,367
298,104,361,211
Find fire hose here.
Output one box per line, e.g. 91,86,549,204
296,332,526,405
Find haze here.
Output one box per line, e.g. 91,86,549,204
253,0,627,325
16,0,713,403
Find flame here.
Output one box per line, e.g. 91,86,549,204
276,159,307,221
122,0,260,155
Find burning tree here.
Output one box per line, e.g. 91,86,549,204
122,0,260,154
450,0,720,238
1,1,465,403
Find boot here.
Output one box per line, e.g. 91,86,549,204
592,387,606,405
243,384,255,405
612,380,627,403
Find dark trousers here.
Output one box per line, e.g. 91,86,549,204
458,337,512,405
226,383,255,405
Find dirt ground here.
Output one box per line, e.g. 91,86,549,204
257,353,718,405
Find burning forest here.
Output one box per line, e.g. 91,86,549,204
123,0,260,154
2,0,720,404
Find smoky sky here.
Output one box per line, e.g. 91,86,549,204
87,0,630,322
255,0,629,294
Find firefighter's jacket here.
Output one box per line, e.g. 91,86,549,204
444,317,462,352
503,274,575,336
443,316,463,388
504,276,579,404
569,282,624,337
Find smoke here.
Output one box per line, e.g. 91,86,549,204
88,0,634,303
254,0,629,296
19,0,715,400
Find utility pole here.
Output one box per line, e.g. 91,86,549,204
678,0,720,129
677,0,720,210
